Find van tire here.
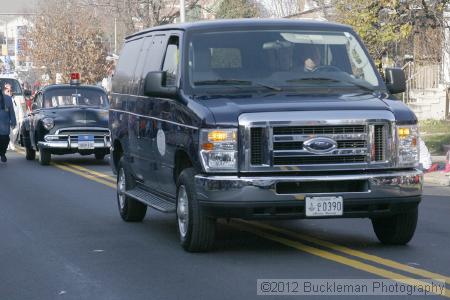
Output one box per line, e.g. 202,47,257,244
177,168,216,252
371,208,418,245
117,157,147,222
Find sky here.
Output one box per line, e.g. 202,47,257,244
0,0,36,14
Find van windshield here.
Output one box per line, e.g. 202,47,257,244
187,30,381,93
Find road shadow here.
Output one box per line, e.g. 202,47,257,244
50,154,111,166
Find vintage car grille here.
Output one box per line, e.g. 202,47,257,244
249,124,386,167
53,127,111,142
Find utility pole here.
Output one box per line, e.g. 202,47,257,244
114,17,117,54
5,22,8,56
180,0,186,22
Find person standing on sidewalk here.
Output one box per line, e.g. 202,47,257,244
4,83,23,151
0,88,16,162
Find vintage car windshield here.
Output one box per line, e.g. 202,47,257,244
0,78,23,95
43,88,109,108
187,30,381,93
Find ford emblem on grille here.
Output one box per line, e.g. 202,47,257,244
304,137,337,154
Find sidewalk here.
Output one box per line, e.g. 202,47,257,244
423,156,450,186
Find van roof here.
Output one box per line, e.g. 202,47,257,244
126,18,353,40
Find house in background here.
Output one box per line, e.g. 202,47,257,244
0,16,32,75
285,1,450,120
404,8,450,121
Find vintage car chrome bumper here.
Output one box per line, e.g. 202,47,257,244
39,134,111,149
195,170,423,217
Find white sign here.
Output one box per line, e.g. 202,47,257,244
156,129,166,156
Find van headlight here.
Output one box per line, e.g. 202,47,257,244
42,118,54,130
200,129,238,172
397,125,419,167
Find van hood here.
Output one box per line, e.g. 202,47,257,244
194,92,417,127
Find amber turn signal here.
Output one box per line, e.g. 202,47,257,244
202,143,214,150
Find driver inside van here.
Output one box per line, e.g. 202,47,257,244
302,45,322,72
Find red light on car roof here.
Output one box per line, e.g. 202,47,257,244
70,73,80,80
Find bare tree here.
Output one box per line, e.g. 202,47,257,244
27,0,111,84
79,0,201,36
264,0,303,18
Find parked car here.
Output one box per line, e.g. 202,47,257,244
110,19,422,252
0,76,30,139
0,77,31,112
20,74,110,165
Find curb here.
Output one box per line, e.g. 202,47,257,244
423,172,450,186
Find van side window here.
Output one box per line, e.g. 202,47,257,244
162,36,179,86
113,38,144,94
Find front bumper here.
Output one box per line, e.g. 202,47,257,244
39,135,111,150
195,170,422,219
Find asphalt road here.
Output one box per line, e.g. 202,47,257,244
1,150,450,300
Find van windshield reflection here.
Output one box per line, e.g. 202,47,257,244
187,30,380,94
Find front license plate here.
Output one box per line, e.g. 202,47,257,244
305,196,343,217
78,135,95,150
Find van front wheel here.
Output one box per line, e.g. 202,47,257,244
177,168,216,252
371,208,418,245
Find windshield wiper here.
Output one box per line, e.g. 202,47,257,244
287,77,340,83
287,77,375,92
194,79,281,91
194,79,251,86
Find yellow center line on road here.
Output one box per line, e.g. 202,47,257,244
14,148,116,187
52,163,116,189
14,148,450,295
228,221,450,298
61,163,116,183
240,220,450,284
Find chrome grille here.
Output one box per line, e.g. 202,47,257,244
274,155,366,165
250,128,264,165
374,125,385,161
239,110,395,172
273,125,365,135
273,140,367,151
271,125,368,166
337,140,367,148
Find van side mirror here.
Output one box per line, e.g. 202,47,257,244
24,89,32,97
384,68,406,94
144,71,177,99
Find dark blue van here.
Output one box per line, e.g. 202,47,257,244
110,19,422,252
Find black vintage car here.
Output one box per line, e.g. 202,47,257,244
21,78,110,165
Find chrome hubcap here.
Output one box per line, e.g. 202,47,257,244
117,168,126,210
177,185,189,238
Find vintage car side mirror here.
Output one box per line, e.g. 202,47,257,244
143,71,177,99
384,68,406,94
24,89,32,97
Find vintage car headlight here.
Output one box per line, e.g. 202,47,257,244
42,117,54,130
200,129,238,172
397,125,419,167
